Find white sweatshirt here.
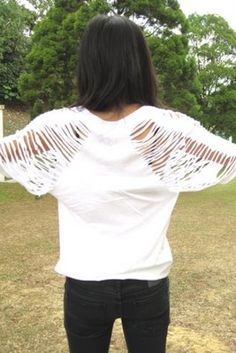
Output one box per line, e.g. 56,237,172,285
0,106,235,280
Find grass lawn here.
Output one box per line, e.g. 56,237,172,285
0,180,235,353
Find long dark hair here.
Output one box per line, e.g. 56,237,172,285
76,15,158,111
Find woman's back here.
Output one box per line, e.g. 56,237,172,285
1,104,234,280
0,14,235,353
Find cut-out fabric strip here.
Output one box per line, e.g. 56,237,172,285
0,109,89,195
131,109,236,191
0,106,235,195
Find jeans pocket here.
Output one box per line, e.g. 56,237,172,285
64,279,107,334
134,278,170,325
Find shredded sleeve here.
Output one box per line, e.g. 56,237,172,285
131,109,236,192
0,109,89,195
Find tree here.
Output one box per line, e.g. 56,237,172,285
112,0,202,117
20,0,54,19
147,31,202,117
18,0,102,116
0,0,33,102
187,14,236,138
19,0,201,118
206,83,236,140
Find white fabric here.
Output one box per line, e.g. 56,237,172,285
0,106,235,280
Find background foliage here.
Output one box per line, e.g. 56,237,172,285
187,14,236,139
0,0,235,139
0,0,33,101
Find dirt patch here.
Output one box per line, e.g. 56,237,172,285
168,326,231,353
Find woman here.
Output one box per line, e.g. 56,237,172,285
0,15,235,353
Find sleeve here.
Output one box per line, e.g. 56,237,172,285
0,110,88,196
131,110,236,192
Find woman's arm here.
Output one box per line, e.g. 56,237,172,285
0,109,89,195
131,109,236,191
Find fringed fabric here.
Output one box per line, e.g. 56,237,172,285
0,107,235,195
131,109,236,191
0,109,89,195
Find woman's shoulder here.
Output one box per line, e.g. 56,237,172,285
31,105,201,134
35,107,76,119
29,107,82,128
142,106,201,130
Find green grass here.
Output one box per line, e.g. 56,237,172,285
0,180,235,353
0,182,34,203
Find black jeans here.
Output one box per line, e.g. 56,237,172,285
64,277,170,353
